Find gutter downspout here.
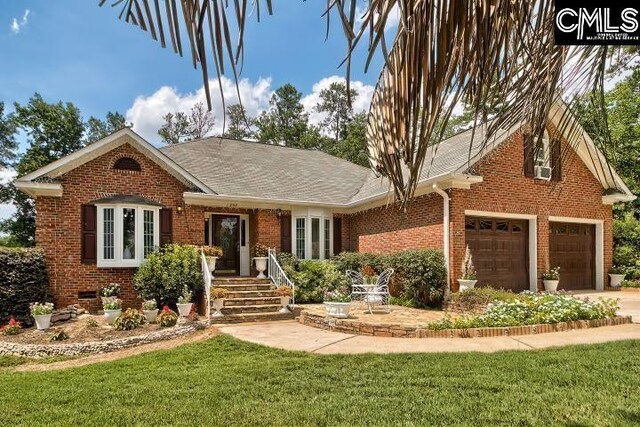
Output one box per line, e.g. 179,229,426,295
433,184,450,296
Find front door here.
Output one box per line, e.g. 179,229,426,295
212,215,240,276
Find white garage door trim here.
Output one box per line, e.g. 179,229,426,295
465,210,538,292
548,216,604,291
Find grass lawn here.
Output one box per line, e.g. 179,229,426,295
2,336,640,426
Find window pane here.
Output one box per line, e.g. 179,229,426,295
103,208,114,260
324,219,331,259
311,218,320,259
143,210,154,258
122,208,136,259
295,218,305,259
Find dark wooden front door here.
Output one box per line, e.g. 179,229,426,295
549,222,595,290
465,217,529,292
212,215,240,276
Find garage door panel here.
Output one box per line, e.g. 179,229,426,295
549,222,595,290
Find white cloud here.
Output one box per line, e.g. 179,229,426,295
10,9,29,35
300,75,374,128
355,3,400,33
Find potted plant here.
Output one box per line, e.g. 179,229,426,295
158,305,179,327
176,285,193,317
202,245,223,273
323,287,352,318
458,246,477,291
141,299,159,323
361,265,378,285
100,283,121,305
275,286,293,313
210,287,228,317
609,265,627,288
252,243,269,279
30,302,54,330
103,299,122,324
542,266,560,292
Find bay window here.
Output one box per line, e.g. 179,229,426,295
96,204,160,267
292,208,333,260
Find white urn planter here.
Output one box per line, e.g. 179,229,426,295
177,303,193,317
143,309,159,323
279,296,291,313
543,280,559,293
609,274,626,288
457,279,477,292
212,299,225,317
103,309,122,325
207,256,218,273
254,257,268,279
33,314,52,330
324,302,351,319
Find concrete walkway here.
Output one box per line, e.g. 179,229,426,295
219,290,640,354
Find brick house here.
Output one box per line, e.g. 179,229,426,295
15,103,635,311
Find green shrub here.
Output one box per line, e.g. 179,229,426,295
621,279,640,288
158,306,178,327
114,308,146,331
287,260,350,303
133,244,204,306
0,247,49,327
276,252,298,270
331,252,383,273
384,249,447,308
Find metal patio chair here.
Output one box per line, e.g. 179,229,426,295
361,269,393,314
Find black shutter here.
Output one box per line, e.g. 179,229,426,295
204,217,210,246
81,204,97,263
523,134,535,177
280,215,291,253
551,138,562,181
333,217,342,254
160,208,173,246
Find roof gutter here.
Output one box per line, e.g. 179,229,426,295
432,184,451,295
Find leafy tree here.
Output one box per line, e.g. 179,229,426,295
255,84,309,147
158,102,215,144
0,102,17,170
0,94,86,246
222,104,255,140
86,111,128,144
326,112,369,167
314,82,357,143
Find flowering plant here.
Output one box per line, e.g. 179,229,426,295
609,265,627,275
542,266,560,281
30,302,54,316
142,300,157,311
461,246,477,280
324,287,351,303
103,299,122,310
275,286,293,297
1,316,21,336
252,243,269,258
202,246,223,257
158,305,178,327
177,285,193,304
101,283,121,297
211,287,228,299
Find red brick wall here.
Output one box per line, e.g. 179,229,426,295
348,193,445,254
449,130,613,291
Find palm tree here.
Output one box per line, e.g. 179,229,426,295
99,0,636,208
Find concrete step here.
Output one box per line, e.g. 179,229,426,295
220,304,282,315
214,283,274,292
225,290,280,299
213,278,271,285
224,297,281,307
209,311,295,324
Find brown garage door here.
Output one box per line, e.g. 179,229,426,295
465,217,529,292
549,222,595,290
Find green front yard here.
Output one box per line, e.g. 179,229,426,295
2,336,640,426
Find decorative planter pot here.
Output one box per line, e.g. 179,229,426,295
457,279,477,292
143,309,159,323
212,299,224,317
543,280,559,293
609,274,626,288
324,302,351,318
103,309,122,325
177,303,193,317
253,257,268,279
279,296,291,313
33,314,52,330
207,256,218,273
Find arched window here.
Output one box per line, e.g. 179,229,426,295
113,157,141,172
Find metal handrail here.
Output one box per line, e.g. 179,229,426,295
200,250,212,322
267,247,295,306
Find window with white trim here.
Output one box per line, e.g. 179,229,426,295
295,218,306,259
96,204,160,267
535,132,551,168
292,210,333,260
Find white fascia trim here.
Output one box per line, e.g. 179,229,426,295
548,216,604,291
465,209,538,292
14,181,63,197
602,194,637,205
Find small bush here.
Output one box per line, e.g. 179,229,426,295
287,260,350,303
1,316,22,335
133,244,204,306
0,247,49,327
86,319,99,328
447,287,519,312
49,330,69,341
158,306,178,327
113,308,146,331
621,280,640,288
276,252,298,270
331,252,383,273
384,249,447,308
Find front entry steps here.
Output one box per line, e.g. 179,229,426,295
210,278,294,323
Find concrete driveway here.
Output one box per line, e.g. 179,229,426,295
580,290,640,322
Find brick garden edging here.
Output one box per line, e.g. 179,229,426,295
0,321,206,358
298,310,632,338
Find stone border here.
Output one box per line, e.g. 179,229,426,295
0,321,207,358
298,310,632,338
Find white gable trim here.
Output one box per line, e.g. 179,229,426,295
16,128,214,195
14,181,63,198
